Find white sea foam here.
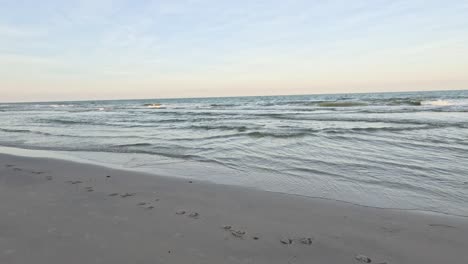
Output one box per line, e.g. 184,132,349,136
421,99,468,106
49,104,69,108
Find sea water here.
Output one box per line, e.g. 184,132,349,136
1,90,467,216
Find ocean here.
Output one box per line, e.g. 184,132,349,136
1,90,467,216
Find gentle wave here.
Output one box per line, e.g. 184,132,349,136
116,143,153,147
0,127,148,139
318,101,368,107
38,118,93,125
189,125,249,132
210,103,238,108
0,128,54,136
245,131,309,138
381,98,422,106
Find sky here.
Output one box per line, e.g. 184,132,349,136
1,0,468,102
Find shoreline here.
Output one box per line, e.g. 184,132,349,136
1,145,466,219
1,152,467,263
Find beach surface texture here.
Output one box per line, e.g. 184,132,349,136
1,152,467,264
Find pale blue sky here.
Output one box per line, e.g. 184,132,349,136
1,0,468,102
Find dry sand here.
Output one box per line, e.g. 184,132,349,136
0,153,467,264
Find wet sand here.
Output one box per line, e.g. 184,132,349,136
0,153,467,264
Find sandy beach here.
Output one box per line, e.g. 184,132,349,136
2,0,468,262
0,152,466,264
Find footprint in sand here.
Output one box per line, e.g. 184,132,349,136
85,187,94,192
355,254,372,263
108,193,119,197
175,210,199,218
5,164,14,168
188,212,199,219
280,237,313,245
222,226,247,239
298,237,313,245
13,168,22,171
230,230,246,238
45,176,53,181
136,202,154,209
120,193,136,198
